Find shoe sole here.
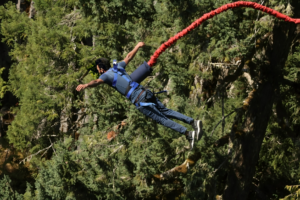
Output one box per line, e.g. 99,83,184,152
190,131,195,150
195,120,200,140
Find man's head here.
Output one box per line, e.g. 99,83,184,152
95,58,110,74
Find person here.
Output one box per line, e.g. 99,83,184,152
76,42,203,149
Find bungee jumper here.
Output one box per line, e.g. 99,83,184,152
76,42,203,150
76,1,300,150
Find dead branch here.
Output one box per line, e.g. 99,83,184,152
155,159,195,180
77,70,90,83
243,72,254,86
19,144,53,164
48,137,57,156
210,109,238,137
59,10,82,26
110,145,124,156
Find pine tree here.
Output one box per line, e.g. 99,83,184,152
0,174,23,200
0,0,300,199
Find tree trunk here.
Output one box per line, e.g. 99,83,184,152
16,0,25,12
223,82,275,199
28,1,35,19
223,17,299,199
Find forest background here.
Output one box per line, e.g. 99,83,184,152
0,0,300,199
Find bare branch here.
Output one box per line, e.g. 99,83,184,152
213,157,228,174
77,70,90,82
110,145,124,156
209,62,240,67
210,109,238,137
19,144,53,164
48,137,57,156
155,159,194,180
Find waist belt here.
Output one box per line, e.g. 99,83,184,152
134,89,155,107
134,89,168,107
134,90,145,104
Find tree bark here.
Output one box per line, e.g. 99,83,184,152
28,1,35,19
223,83,275,199
16,0,25,12
223,16,299,199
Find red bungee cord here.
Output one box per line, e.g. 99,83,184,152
147,1,300,67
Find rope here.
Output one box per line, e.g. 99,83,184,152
147,1,300,67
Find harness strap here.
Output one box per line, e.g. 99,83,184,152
135,102,155,107
111,60,163,106
126,82,139,99
154,90,168,95
134,89,168,107
111,59,140,99
112,72,118,87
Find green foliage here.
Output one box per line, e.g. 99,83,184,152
0,175,23,200
0,0,299,199
281,180,300,200
0,67,8,101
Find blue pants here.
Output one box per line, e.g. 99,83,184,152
136,90,193,134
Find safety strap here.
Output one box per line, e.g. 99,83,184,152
111,60,164,107
111,59,139,99
126,82,139,99
135,102,155,107
154,90,168,95
134,90,167,107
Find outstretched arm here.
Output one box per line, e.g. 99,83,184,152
76,79,104,92
123,42,145,65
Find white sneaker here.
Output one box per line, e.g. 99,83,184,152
186,131,195,150
191,120,203,140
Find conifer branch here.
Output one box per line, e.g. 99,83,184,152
4,175,15,199
282,79,300,92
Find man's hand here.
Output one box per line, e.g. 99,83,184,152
137,42,145,48
76,84,88,92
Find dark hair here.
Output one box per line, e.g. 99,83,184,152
95,58,110,71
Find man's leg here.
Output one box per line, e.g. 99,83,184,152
153,97,203,140
142,90,193,124
137,90,201,149
153,97,194,124
137,105,187,135
137,105,197,149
